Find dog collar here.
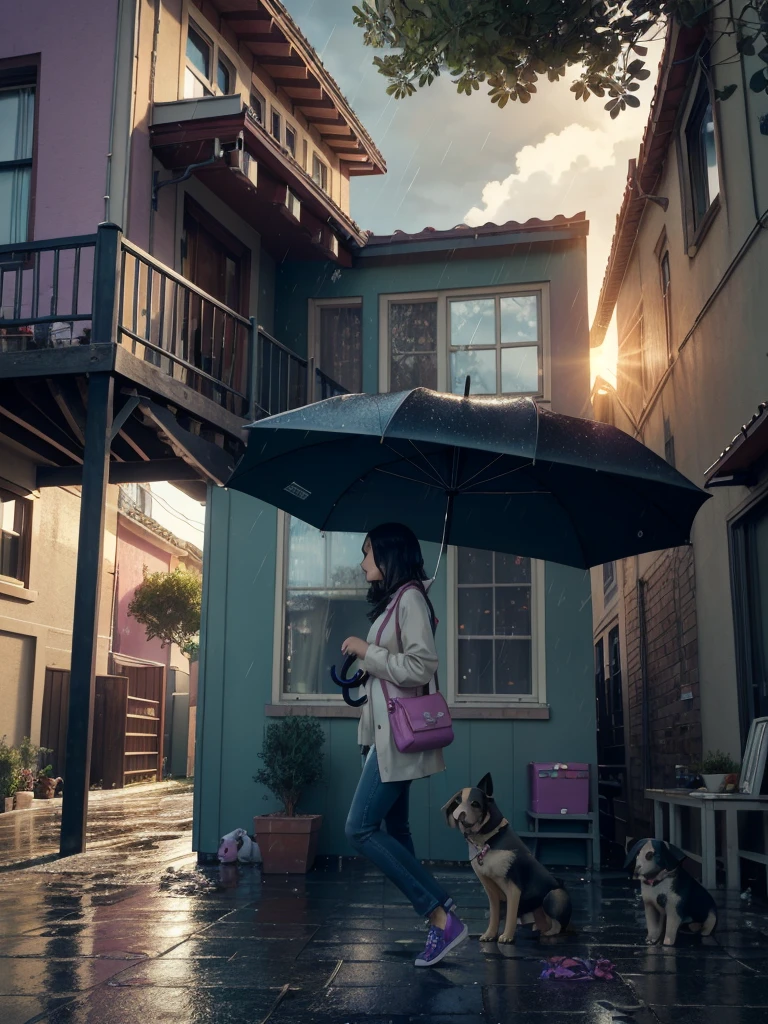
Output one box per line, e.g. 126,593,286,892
642,869,673,886
467,818,509,865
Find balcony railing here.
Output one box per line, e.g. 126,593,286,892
0,223,346,421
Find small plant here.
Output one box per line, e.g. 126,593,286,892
15,737,53,788
695,750,740,775
0,737,21,799
254,716,325,817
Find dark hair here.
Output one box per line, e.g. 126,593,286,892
364,522,435,625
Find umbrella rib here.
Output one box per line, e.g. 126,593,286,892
381,442,447,489
470,490,549,495
408,438,450,488
461,461,534,492
375,468,445,490
523,461,591,569
459,453,506,489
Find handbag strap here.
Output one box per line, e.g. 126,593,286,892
375,582,440,698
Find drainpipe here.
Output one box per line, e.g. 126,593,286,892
147,0,162,255
637,576,651,793
729,0,762,223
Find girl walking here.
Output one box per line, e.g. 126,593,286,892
342,522,467,967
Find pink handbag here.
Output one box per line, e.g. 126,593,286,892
375,583,454,754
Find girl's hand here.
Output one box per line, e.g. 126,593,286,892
342,636,369,660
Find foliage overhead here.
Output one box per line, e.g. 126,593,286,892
254,716,325,817
352,0,768,116
128,565,202,658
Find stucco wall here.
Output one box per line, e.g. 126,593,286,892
114,518,171,663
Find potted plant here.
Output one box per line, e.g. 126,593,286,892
253,716,325,874
695,750,740,793
0,737,21,813
15,737,53,809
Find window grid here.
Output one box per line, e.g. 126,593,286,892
0,77,35,245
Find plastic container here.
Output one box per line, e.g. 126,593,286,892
529,762,589,814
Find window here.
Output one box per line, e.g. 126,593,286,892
449,294,541,396
0,67,35,245
184,23,213,98
312,300,363,393
0,491,31,585
281,518,368,698
603,561,617,603
285,124,297,159
216,55,234,95
664,416,676,468
249,90,264,124
388,300,439,391
271,109,282,143
455,547,540,700
312,154,329,193
685,78,719,230
660,250,672,362
120,483,153,518
381,286,548,397
302,139,309,170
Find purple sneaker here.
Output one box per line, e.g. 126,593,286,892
414,911,468,967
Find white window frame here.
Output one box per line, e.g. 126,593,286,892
249,88,265,125
378,282,551,402
272,510,369,705
446,548,546,708
285,123,297,159
676,65,722,254
312,153,330,193
308,296,363,382
271,108,282,145
183,16,237,99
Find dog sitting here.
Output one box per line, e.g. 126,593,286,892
625,838,717,946
442,773,572,944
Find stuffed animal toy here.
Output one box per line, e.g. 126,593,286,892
217,828,262,863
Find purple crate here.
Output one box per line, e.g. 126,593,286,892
529,762,590,814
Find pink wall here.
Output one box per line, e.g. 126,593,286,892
4,0,119,239
115,519,171,664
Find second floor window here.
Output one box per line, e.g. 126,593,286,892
0,491,32,586
0,69,35,245
660,250,672,362
271,110,282,143
285,125,297,159
249,90,264,124
312,301,363,394
685,78,719,231
312,154,329,193
184,21,235,99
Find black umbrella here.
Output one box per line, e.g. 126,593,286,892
227,385,709,571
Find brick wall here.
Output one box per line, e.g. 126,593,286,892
622,546,702,836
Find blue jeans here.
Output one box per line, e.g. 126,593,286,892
345,748,452,918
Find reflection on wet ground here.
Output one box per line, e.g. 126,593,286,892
2,783,768,1023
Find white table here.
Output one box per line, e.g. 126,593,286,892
645,788,768,890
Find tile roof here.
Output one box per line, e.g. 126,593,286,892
363,212,588,245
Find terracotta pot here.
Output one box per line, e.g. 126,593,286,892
253,814,322,874
2,797,13,813
13,790,34,810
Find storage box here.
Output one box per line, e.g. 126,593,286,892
529,762,589,814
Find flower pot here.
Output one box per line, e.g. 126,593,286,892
13,790,34,810
702,773,727,793
2,797,13,813
253,814,322,874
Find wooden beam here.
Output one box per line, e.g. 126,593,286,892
138,400,235,485
0,401,84,463
245,41,292,56
37,458,201,488
46,378,86,445
0,343,116,380
284,86,324,101
221,8,272,21
252,52,303,65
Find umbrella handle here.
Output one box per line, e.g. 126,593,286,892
330,655,369,707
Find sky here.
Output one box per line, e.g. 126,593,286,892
283,0,665,387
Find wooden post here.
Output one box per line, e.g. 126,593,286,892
59,371,114,856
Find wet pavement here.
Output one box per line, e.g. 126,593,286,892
2,784,768,1023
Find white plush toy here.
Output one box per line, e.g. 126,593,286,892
217,828,262,863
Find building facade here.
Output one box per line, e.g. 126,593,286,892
590,17,768,848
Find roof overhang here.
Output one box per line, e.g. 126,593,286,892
216,0,385,176
151,96,364,262
705,403,768,488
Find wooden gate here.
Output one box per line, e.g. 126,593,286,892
41,663,166,788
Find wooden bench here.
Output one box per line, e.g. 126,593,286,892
518,810,598,870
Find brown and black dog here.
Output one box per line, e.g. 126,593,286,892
442,773,572,944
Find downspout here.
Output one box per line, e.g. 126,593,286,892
637,575,651,795
147,0,162,255
730,0,762,223
104,0,139,226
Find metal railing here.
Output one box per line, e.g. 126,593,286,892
0,223,347,420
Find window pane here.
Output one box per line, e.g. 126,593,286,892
217,59,231,94
458,586,493,636
249,93,264,123
495,586,531,636
0,166,31,246
0,498,21,580
700,104,719,205
450,348,496,395
285,126,296,157
500,295,538,342
184,67,208,99
458,547,492,584
495,552,530,584
287,518,325,588
186,25,210,79
0,88,34,162
495,639,532,694
389,301,438,390
319,305,362,393
458,639,493,694
501,346,539,394
271,111,281,140
450,298,495,347
328,532,366,588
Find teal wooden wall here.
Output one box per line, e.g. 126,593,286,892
194,233,596,864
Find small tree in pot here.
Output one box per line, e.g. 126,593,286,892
253,716,325,874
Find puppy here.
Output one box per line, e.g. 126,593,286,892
625,838,717,946
442,773,572,944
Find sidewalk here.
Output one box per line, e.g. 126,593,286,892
1,784,768,1024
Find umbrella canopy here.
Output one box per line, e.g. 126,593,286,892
226,388,710,570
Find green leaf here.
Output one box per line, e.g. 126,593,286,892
750,67,768,92
624,93,641,107
714,83,737,101
737,36,756,56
